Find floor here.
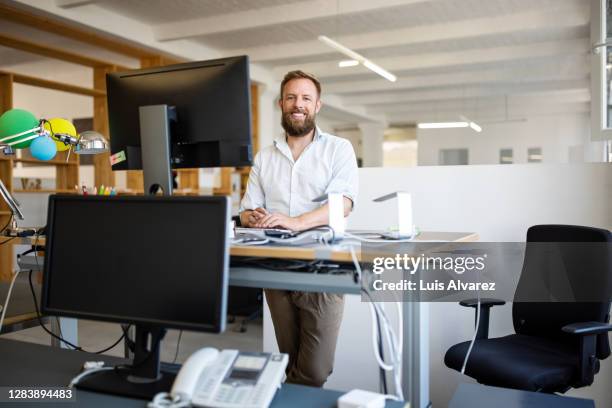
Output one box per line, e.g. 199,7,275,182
2,273,262,363
3,317,262,364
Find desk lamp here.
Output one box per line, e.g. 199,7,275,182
313,192,345,240
0,109,109,161
0,178,35,237
373,191,416,239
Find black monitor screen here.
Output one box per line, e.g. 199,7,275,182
107,56,252,170
41,195,229,333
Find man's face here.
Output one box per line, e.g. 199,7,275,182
279,78,322,137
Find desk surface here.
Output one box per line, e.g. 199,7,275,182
24,231,478,262
0,338,405,407
449,383,594,408
232,231,478,262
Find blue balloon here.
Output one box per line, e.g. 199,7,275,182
30,136,57,161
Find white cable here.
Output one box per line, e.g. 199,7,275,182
68,366,114,388
0,269,21,334
368,302,394,371
148,392,190,408
461,291,481,374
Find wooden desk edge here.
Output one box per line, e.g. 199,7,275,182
23,232,480,263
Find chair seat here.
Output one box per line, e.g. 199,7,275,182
444,334,585,392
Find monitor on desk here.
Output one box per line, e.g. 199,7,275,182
107,56,253,194
41,194,230,399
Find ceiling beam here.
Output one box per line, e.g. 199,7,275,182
385,102,590,123
324,57,589,94
237,4,588,62
366,90,590,115
273,39,589,79
153,0,431,42
0,1,160,59
55,0,97,8
344,80,589,106
0,33,128,69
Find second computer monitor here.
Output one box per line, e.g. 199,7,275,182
106,56,253,171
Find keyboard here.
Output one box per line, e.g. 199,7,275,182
235,227,294,237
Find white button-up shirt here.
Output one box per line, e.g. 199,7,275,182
240,127,358,217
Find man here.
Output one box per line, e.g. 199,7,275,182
239,70,358,387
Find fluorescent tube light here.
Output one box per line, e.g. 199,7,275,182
469,121,482,132
339,60,359,67
417,122,469,129
318,35,397,82
363,60,397,82
318,35,363,60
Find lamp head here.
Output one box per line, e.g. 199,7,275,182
75,131,109,155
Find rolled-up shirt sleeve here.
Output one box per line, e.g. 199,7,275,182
239,152,265,213
324,139,359,210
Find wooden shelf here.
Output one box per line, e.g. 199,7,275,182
12,158,78,166
13,189,77,194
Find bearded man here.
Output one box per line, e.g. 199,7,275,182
239,70,358,387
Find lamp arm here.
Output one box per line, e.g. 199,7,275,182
0,126,42,143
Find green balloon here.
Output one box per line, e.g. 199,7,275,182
0,109,39,149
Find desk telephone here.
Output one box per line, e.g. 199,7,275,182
149,348,288,408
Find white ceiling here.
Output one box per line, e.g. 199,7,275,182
1,0,593,126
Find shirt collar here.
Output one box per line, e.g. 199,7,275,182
274,126,324,149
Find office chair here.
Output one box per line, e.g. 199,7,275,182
444,225,612,393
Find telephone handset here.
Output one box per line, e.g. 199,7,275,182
149,348,288,408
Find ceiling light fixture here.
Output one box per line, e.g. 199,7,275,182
417,122,470,129
338,59,359,67
417,120,483,132
318,35,397,82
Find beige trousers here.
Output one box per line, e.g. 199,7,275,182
264,289,345,387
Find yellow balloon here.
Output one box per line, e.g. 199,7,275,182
43,118,76,152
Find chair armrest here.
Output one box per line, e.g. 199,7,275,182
562,322,612,336
459,298,506,308
458,299,505,340
561,321,612,387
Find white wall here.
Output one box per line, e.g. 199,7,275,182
417,114,594,166
264,163,612,407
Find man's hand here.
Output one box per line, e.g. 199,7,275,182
254,212,303,231
247,208,268,226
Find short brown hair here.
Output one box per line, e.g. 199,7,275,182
280,70,321,99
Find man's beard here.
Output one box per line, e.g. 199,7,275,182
281,110,316,137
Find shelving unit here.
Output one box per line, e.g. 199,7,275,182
0,8,262,280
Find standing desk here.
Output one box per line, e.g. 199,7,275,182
17,230,478,408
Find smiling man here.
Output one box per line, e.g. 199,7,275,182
239,70,358,387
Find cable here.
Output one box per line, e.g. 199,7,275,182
0,237,16,246
461,285,481,374
0,215,13,234
69,366,114,388
28,269,126,354
172,330,183,364
0,268,21,334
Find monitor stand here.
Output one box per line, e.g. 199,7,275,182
75,325,176,400
139,104,176,196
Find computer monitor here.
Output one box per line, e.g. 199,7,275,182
106,56,253,194
41,194,230,399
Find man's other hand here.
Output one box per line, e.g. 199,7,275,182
254,212,303,231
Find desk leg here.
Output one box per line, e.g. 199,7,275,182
50,318,78,349
402,300,431,408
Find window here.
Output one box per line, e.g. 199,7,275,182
527,147,543,163
439,149,468,165
499,148,513,164
591,0,612,140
